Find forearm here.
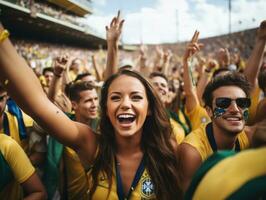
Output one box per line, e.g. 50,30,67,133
24,192,47,200
47,76,61,103
183,60,197,96
183,60,199,112
0,30,47,116
92,57,103,81
196,70,212,102
252,119,266,147
139,56,146,69
162,59,170,76
104,40,118,80
22,173,47,200
29,152,46,167
0,29,87,149
244,39,266,86
153,56,163,72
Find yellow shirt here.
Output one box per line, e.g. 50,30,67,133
185,104,210,131
0,111,33,154
64,147,89,200
0,134,35,200
39,75,46,87
247,86,261,125
69,70,78,81
88,168,156,199
170,118,185,144
193,147,266,200
182,123,250,161
176,109,190,131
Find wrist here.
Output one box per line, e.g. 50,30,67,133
205,68,212,73
140,55,146,60
107,39,119,45
0,29,9,43
107,42,118,50
53,72,62,78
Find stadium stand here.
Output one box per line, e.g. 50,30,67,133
0,0,105,48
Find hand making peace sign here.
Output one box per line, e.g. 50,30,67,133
105,10,125,42
183,30,204,62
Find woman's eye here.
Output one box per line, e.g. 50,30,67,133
110,96,120,101
132,95,143,101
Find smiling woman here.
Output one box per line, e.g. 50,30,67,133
89,70,181,199
107,74,149,138
0,25,181,199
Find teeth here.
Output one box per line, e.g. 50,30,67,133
118,114,135,119
117,114,136,123
226,117,240,121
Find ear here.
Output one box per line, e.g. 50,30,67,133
205,106,213,119
71,101,78,111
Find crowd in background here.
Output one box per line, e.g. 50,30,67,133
15,0,97,33
0,5,266,200
12,26,261,86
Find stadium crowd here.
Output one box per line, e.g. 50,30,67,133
0,7,266,200
16,0,96,32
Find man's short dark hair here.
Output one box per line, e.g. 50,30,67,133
74,72,93,82
149,71,168,83
202,72,251,108
42,67,54,75
212,68,231,78
66,81,95,102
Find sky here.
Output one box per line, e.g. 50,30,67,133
81,0,266,44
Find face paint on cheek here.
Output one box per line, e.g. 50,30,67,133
213,107,226,119
243,109,249,121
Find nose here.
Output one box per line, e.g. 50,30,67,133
152,82,159,90
91,100,96,108
120,96,131,110
91,99,98,107
227,100,240,113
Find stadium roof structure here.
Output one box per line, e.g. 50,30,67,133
122,44,139,51
0,0,106,49
48,0,93,16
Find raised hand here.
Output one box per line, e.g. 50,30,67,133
206,59,218,71
140,44,147,57
105,10,125,42
155,45,164,58
163,49,173,62
257,20,266,40
183,30,203,62
217,48,230,67
53,54,70,77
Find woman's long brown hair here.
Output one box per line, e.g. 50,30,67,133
89,70,181,199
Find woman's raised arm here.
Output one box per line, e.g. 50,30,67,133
0,25,97,163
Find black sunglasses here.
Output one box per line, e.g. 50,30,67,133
215,97,251,109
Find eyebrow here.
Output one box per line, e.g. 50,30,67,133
0,94,7,97
0,94,7,100
108,91,145,96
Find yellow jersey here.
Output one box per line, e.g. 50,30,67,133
185,104,210,131
182,123,250,161
0,134,35,200
0,111,33,154
63,147,89,200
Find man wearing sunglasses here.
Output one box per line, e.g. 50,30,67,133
178,72,253,193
